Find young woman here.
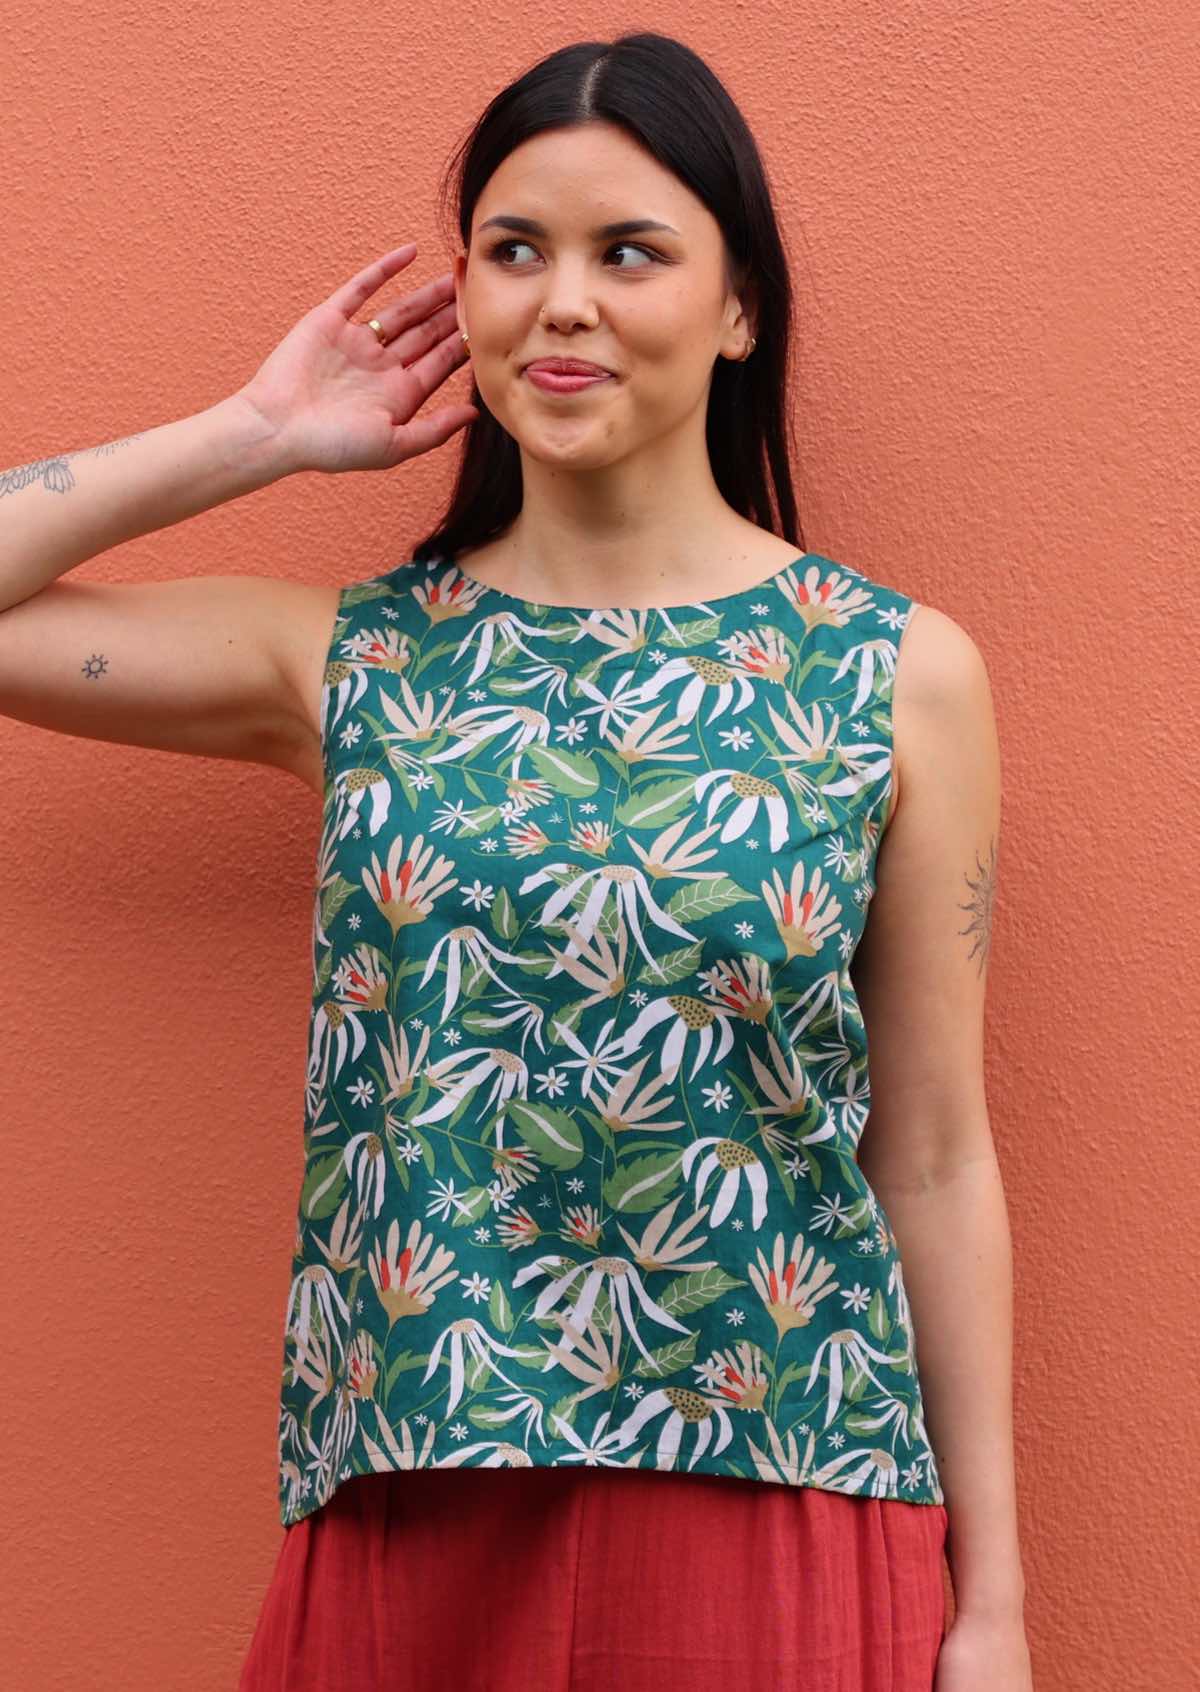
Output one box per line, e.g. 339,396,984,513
1,31,1031,1692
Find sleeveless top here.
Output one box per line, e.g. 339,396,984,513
274,548,945,1528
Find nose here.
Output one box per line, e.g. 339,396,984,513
533,260,601,335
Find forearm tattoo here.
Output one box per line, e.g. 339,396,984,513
0,432,146,499
958,836,998,975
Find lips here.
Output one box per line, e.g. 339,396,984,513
524,358,614,377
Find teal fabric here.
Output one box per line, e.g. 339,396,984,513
276,550,944,1527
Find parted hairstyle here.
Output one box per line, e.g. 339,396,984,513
411,31,805,567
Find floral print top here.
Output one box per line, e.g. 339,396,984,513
275,548,945,1528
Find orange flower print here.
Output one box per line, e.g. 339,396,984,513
369,1217,457,1325
747,1231,840,1338
361,832,458,934
760,862,843,960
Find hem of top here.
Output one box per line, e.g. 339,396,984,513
280,1438,945,1527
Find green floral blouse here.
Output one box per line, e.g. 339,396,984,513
275,549,945,1527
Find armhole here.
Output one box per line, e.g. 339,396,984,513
317,582,354,796
879,598,923,838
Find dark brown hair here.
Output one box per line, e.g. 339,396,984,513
411,32,805,567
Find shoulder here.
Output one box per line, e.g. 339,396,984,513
895,600,993,709
888,598,1000,831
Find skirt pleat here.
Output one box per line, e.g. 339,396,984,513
238,1467,949,1692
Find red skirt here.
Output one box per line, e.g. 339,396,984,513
238,1466,949,1691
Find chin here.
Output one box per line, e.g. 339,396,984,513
523,435,627,470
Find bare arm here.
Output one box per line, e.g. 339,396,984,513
0,397,290,613
850,608,1030,1664
0,246,475,778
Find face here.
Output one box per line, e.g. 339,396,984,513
453,121,755,469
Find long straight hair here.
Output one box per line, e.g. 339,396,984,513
411,32,805,568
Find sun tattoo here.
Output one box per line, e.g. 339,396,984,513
958,836,997,976
81,654,109,680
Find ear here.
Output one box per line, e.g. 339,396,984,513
452,252,468,334
726,259,759,346
735,275,760,343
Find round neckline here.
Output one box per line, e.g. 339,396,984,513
441,549,815,615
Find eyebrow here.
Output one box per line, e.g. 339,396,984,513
477,214,682,240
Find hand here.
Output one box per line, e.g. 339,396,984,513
934,1609,1034,1692
234,244,480,476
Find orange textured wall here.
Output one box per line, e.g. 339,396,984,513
2,6,1196,1689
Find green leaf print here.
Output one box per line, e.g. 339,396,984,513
523,744,601,797
546,997,590,1045
488,1279,515,1333
460,804,503,834
447,1135,475,1179
384,1349,430,1399
467,1402,516,1429
449,1185,492,1226
612,775,695,830
656,1265,747,1316
868,1286,891,1341
466,1350,494,1392
506,1099,584,1169
384,1126,412,1192
578,1106,616,1152
319,872,357,932
489,671,538,697
548,1393,581,1434
301,1150,348,1220
341,580,393,608
631,1332,700,1378
634,939,704,985
603,1151,683,1213
391,759,420,812
774,1360,810,1398
460,1008,511,1037
664,875,755,923
511,950,555,976
490,885,518,941
658,615,723,647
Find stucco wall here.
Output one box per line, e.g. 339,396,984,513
1,4,1196,1687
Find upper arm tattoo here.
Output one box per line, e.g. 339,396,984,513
958,835,998,976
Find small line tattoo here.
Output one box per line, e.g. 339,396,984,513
958,836,997,975
81,654,109,680
92,432,146,456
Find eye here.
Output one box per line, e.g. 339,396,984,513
488,238,538,265
607,243,657,268
485,238,660,269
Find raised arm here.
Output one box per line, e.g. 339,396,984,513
0,244,477,781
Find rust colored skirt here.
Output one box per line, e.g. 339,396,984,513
238,1466,949,1692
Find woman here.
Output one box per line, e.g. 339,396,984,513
0,31,1032,1692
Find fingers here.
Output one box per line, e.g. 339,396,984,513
326,245,419,318
394,404,480,459
398,311,472,399
388,300,462,366
373,287,459,351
